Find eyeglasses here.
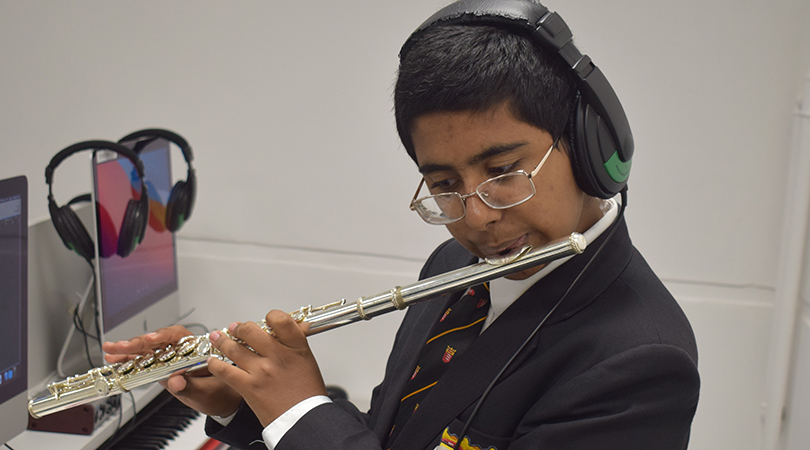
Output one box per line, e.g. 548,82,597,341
409,141,557,225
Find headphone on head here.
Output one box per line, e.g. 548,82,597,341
400,0,634,199
46,140,150,263
117,128,196,232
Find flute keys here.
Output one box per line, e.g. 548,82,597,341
117,358,138,375
177,337,199,356
157,347,177,363
196,339,212,356
138,354,157,370
177,335,195,346
94,378,110,396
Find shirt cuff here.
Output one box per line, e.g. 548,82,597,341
209,409,239,427
261,395,333,449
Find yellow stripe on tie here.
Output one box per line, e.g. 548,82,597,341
401,381,438,402
425,316,487,345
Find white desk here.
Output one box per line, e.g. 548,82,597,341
9,384,164,450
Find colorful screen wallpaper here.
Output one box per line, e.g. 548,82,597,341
94,142,178,332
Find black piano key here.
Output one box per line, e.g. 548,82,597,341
98,390,206,450
136,425,179,438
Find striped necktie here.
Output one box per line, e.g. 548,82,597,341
386,283,490,447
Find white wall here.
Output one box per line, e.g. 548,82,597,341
4,1,810,448
785,313,810,449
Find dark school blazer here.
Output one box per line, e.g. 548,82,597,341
208,218,700,450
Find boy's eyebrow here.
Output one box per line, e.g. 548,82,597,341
466,142,528,166
418,142,528,174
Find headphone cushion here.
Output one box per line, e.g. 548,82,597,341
568,97,599,198
53,204,94,262
166,180,191,232
117,199,147,257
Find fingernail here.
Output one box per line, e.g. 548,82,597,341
228,322,238,333
210,331,220,342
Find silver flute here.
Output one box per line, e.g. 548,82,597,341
29,233,586,418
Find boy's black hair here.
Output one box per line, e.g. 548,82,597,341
395,24,577,163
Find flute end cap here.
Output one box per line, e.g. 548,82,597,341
28,401,40,419
570,233,587,254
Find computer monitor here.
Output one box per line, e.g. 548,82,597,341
92,138,180,344
0,175,28,444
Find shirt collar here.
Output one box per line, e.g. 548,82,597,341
483,197,620,330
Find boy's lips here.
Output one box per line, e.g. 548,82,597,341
480,235,529,258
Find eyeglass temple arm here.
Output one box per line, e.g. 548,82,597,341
529,140,559,178
409,178,426,210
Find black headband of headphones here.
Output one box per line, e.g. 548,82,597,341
400,0,634,198
46,140,146,190
118,128,194,164
117,128,197,232
45,139,151,262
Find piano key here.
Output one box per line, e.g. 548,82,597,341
99,391,226,450
165,414,226,450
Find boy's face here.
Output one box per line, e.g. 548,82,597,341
411,102,603,279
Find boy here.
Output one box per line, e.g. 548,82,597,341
105,1,699,448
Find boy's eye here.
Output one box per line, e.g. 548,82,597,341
488,162,520,176
429,178,460,193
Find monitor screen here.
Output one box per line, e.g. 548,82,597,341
93,139,180,343
0,175,28,444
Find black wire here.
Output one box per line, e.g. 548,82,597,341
72,306,98,340
178,307,211,334
128,392,137,425
453,190,628,448
5,443,16,450
94,290,103,354
122,392,138,438
117,395,123,432
73,306,96,367
108,391,137,446
177,307,197,323
70,270,100,367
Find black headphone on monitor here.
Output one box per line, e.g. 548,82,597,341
400,0,634,199
118,128,196,232
46,140,150,263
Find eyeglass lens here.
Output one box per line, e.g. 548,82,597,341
478,173,535,207
415,172,536,224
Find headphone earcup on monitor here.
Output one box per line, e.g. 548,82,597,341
117,198,148,258
165,179,191,233
49,199,95,263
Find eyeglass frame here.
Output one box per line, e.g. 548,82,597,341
409,140,559,225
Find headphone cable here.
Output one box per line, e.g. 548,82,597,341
453,189,628,448
57,270,98,376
